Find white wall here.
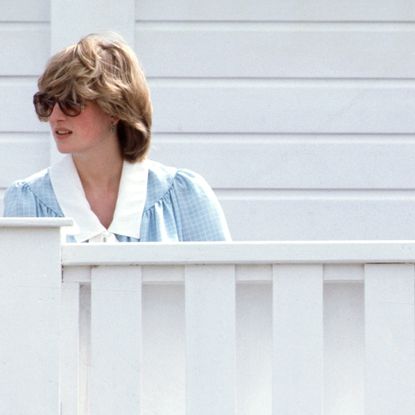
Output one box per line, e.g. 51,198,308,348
1,0,415,240
0,2,50,203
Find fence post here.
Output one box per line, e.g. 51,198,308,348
0,218,70,415
365,264,415,415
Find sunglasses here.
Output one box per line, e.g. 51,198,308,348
33,92,84,118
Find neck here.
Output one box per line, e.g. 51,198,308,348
72,146,124,191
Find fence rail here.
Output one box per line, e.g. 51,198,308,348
0,219,414,415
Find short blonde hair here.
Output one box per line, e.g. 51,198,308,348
37,33,152,162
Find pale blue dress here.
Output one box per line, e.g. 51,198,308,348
3,159,231,242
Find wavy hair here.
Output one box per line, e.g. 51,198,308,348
37,32,152,162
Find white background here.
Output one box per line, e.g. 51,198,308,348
1,0,415,240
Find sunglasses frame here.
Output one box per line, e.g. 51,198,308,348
33,92,85,118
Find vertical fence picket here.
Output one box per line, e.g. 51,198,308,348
365,264,415,415
185,265,236,415
0,222,65,415
90,266,142,415
272,264,323,415
61,271,81,415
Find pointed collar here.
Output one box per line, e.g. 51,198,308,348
49,155,148,242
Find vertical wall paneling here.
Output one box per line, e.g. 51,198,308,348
185,265,236,415
272,264,324,414
365,264,415,415
90,266,142,415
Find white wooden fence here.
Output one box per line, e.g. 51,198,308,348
0,219,414,415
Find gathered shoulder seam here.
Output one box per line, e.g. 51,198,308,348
20,181,62,217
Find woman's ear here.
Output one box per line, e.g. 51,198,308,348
110,115,120,124
110,116,120,132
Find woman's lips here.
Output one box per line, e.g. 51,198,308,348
55,129,73,137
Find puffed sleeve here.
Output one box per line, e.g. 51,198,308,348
3,182,38,217
171,169,231,241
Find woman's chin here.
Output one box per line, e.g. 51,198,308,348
54,144,72,154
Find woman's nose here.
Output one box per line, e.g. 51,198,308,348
49,103,65,121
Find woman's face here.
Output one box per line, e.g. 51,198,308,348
48,100,117,157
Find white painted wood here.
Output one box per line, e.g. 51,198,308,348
51,0,135,52
0,190,5,215
220,196,415,241
0,231,411,413
62,241,415,267
0,218,71,227
79,283,91,415
90,266,142,415
273,264,323,414
61,267,91,415
4,82,415,134
150,82,415,134
0,224,62,414
142,284,186,415
63,266,92,284
185,265,236,415
0,135,49,187
237,283,272,415
135,0,415,21
235,265,273,282
324,264,364,282
137,26,415,78
142,265,185,282
0,2,414,250
151,137,415,189
61,273,81,415
324,283,364,415
0,0,49,21
0,81,46,132
0,23,49,75
365,264,415,415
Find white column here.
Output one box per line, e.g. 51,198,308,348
51,0,135,52
49,0,136,163
185,265,236,415
272,264,324,415
0,219,68,415
90,265,142,415
365,264,415,415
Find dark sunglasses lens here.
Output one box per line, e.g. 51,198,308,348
33,93,55,117
59,100,83,117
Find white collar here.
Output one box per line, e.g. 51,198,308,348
49,155,148,243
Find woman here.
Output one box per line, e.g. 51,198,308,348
4,33,231,242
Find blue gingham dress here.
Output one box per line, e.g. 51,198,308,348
3,160,231,242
